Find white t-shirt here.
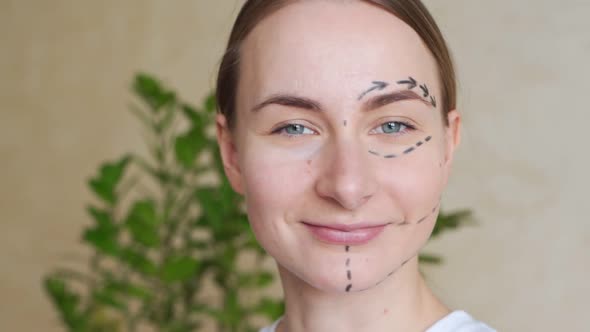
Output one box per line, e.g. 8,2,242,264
259,310,496,332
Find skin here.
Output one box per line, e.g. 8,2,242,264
216,1,461,331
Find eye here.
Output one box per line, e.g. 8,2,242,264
372,121,414,135
272,123,316,136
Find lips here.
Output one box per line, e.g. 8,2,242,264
302,221,390,245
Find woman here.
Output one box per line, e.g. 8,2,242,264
215,0,495,331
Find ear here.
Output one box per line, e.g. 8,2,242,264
441,109,462,186
216,113,244,195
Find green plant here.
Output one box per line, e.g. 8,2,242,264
43,73,471,332
44,73,281,332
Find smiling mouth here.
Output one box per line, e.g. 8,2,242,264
302,221,391,245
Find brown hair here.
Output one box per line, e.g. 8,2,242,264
216,0,456,128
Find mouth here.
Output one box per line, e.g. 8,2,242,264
302,221,391,245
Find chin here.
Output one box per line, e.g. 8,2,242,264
277,255,400,294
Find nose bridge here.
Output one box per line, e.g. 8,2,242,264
315,134,377,210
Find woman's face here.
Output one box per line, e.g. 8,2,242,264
217,1,460,293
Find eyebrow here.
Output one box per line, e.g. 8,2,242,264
250,89,431,113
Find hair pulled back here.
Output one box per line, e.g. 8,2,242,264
216,0,456,129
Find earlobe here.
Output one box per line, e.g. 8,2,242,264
215,113,244,195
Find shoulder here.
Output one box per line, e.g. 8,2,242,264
426,310,496,332
259,311,495,332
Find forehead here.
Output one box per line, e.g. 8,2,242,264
238,0,438,108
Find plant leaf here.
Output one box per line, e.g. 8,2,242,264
119,247,158,276
133,73,176,112
419,253,443,264
83,208,120,256
204,93,217,113
237,271,274,288
43,276,87,330
92,288,128,312
160,256,201,283
88,156,131,205
125,200,160,248
103,277,153,301
174,129,205,168
181,104,204,128
432,209,473,238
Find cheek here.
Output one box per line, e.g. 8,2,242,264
375,145,445,218
239,143,316,223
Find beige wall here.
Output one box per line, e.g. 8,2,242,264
1,1,588,331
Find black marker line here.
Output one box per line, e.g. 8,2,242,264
345,245,350,252
419,84,429,98
403,147,415,154
347,270,352,280
346,284,352,292
343,120,347,127
358,81,389,100
359,258,415,291
417,216,427,224
396,77,417,89
373,135,434,160
397,77,437,107
345,258,350,266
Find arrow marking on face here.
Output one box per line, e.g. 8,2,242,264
358,81,389,100
396,76,417,89
419,84,430,98
396,76,436,107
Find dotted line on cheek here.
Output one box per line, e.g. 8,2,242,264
368,135,433,159
397,201,441,226
342,201,440,293
357,258,410,292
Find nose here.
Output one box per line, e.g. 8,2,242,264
314,139,378,211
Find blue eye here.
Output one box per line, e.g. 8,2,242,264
273,124,315,136
285,124,305,135
378,121,408,134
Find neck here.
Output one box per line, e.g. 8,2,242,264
275,257,450,332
